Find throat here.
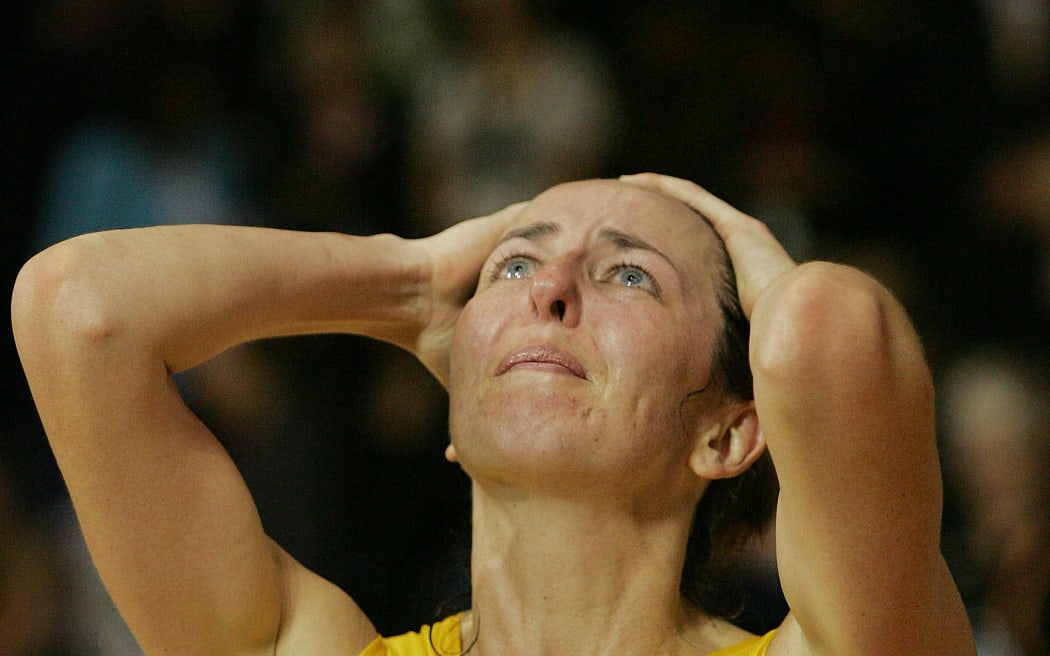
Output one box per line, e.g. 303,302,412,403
463,483,715,655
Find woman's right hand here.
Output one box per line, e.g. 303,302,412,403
411,202,527,386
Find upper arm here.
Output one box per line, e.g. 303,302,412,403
11,242,376,655
750,263,974,656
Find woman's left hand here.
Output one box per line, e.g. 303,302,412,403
619,173,795,319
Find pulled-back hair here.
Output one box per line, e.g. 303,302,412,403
679,224,779,617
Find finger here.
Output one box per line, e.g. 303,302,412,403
620,173,794,262
478,200,529,222
621,173,796,318
437,201,528,250
462,200,529,240
619,173,754,231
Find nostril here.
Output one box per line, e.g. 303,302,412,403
552,300,566,321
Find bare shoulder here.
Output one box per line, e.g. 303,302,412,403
273,545,379,656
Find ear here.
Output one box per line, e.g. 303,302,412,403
444,442,459,463
688,401,765,480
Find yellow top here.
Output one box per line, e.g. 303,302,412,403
358,613,777,655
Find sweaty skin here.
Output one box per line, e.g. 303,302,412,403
10,176,976,656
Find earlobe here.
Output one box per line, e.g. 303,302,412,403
445,442,459,463
688,402,765,480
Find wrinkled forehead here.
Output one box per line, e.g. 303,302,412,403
515,178,725,268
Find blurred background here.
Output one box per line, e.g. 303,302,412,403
1,1,1048,654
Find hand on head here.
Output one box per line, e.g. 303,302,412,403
413,201,528,386
416,173,797,385
619,173,796,318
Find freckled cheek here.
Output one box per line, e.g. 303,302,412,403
599,326,702,430
449,302,490,445
449,298,507,389
600,324,687,388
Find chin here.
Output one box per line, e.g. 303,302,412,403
456,444,608,496
450,401,599,481
451,384,592,440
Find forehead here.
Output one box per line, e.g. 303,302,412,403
510,179,722,265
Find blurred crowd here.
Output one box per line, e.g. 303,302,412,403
1,1,1048,654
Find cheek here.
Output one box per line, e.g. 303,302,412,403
600,317,715,431
448,296,507,433
449,298,500,384
602,318,708,391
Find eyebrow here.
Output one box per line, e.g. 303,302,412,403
598,228,679,273
497,221,560,245
497,222,679,273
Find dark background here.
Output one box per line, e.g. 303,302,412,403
2,1,1048,654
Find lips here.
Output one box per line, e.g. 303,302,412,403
495,344,588,379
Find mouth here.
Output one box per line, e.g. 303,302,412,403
495,344,589,380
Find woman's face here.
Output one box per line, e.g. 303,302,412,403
448,179,727,504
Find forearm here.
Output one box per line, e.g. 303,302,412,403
13,224,424,375
615,174,973,653
10,201,526,654
751,262,961,652
749,261,937,467
11,224,421,652
750,261,942,534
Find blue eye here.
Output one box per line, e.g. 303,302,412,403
618,267,648,287
609,263,661,298
497,256,534,280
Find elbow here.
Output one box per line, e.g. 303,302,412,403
750,262,925,384
12,236,121,364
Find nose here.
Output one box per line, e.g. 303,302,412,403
528,259,581,326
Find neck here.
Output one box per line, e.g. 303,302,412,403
465,481,720,656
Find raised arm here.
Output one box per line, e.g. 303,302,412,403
621,174,976,656
10,210,521,655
